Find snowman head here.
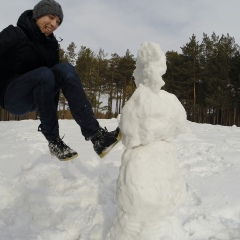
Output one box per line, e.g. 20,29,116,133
133,42,167,93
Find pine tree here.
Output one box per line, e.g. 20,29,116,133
107,53,121,117
163,51,185,99
180,34,202,121
117,50,136,110
65,42,77,66
58,45,68,63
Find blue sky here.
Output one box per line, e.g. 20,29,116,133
1,0,240,57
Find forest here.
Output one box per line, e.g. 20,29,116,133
1,32,240,127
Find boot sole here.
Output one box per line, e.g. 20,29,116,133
50,152,78,161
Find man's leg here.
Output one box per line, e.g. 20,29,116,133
4,67,59,141
51,63,100,139
51,63,121,158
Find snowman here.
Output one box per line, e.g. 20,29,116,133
109,42,187,240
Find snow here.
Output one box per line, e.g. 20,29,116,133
119,85,187,148
0,119,239,239
133,41,166,92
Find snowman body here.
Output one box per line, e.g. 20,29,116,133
109,42,187,240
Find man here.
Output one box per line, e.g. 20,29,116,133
0,0,121,160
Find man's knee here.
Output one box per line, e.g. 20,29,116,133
52,63,75,74
34,67,55,87
51,63,80,86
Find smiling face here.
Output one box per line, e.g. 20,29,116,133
36,14,60,36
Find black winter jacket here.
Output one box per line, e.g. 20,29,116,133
0,10,59,107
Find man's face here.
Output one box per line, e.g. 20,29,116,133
36,14,60,36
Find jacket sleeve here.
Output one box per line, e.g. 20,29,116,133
0,25,22,57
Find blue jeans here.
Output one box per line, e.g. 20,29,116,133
4,63,100,141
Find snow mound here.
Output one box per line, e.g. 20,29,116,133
117,141,186,221
120,85,187,148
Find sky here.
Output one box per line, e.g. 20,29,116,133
1,0,240,57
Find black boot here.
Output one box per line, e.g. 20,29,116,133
48,136,78,161
91,127,122,158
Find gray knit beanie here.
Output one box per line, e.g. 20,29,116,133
32,0,63,24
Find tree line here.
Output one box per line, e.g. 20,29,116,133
163,32,240,126
0,32,239,126
58,43,136,119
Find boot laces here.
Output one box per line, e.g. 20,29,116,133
50,135,69,152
